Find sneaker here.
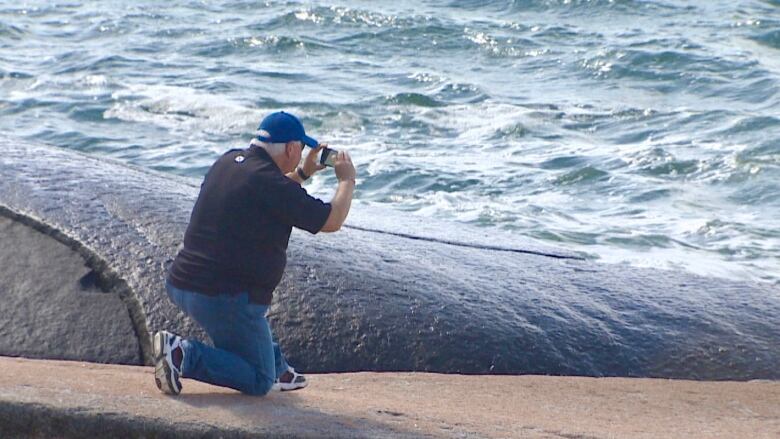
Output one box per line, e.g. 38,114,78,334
153,330,184,395
273,367,308,391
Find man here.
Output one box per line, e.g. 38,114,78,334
154,111,355,396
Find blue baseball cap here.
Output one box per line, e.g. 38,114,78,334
255,111,318,148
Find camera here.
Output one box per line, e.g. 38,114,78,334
319,147,339,167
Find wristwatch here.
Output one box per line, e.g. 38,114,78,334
296,167,310,181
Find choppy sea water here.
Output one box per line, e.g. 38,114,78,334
1,1,778,285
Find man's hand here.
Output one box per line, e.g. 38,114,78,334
320,149,356,233
301,143,327,178
334,150,356,182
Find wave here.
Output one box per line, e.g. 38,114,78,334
54,55,140,75
0,21,25,39
737,140,780,165
105,83,263,137
751,29,780,50
446,0,682,16
538,155,589,170
379,82,485,109
189,34,331,57
263,5,407,29
0,70,33,80
581,48,757,84
553,165,610,185
383,92,444,108
718,115,780,136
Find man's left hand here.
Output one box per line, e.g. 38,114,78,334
301,143,327,177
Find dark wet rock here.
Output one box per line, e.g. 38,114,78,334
0,140,778,379
0,215,140,364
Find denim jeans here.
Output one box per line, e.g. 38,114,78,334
165,282,289,396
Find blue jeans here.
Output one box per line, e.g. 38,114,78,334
165,283,289,396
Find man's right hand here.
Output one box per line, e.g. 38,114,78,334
334,151,356,183
321,150,356,233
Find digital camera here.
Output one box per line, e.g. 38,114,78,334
319,147,338,167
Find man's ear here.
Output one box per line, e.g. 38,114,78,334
285,141,296,157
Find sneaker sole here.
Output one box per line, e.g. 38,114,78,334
153,331,181,395
277,376,308,392
277,381,308,391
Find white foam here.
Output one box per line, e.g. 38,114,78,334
294,9,323,24
105,83,264,137
592,245,775,286
81,74,109,86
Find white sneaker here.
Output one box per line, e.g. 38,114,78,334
153,331,184,395
272,367,308,391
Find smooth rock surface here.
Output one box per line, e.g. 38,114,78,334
0,356,778,439
1,140,778,378
0,215,140,364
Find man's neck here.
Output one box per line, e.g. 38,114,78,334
250,145,286,172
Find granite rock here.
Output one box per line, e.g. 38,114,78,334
0,140,777,379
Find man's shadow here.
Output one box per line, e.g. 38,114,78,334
174,388,423,438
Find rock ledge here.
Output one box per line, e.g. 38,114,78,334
0,356,778,438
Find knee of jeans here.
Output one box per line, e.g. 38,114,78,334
245,372,274,396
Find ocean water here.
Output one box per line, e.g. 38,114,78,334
1,0,778,285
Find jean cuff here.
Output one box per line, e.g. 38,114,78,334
179,339,194,377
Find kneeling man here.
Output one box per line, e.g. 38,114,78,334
154,111,355,396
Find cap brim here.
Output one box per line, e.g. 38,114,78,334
302,134,319,148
